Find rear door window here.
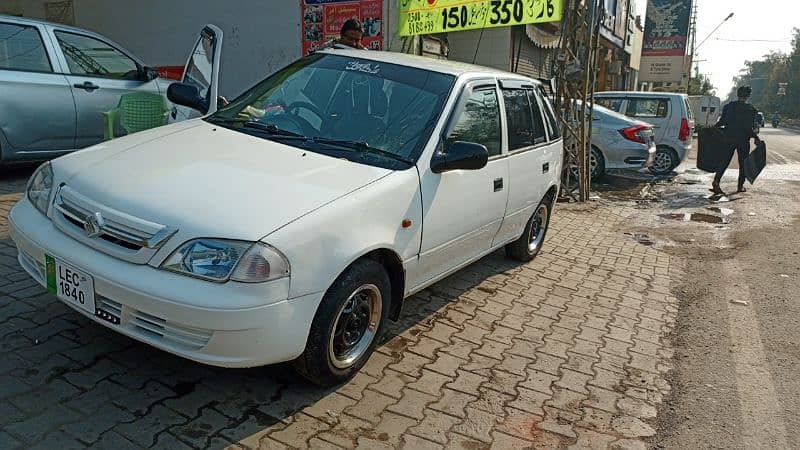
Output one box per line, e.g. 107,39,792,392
0,22,52,72
595,97,624,112
502,89,542,150
626,98,669,118
537,90,561,141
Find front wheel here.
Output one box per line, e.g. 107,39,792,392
506,199,551,262
648,146,679,175
293,259,390,387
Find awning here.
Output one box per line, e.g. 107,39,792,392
525,23,561,49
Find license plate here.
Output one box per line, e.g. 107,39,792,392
45,255,96,315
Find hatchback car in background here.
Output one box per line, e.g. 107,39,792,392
594,91,694,175
0,15,220,166
10,49,563,386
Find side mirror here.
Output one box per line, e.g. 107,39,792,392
431,141,489,173
167,82,208,114
137,65,159,82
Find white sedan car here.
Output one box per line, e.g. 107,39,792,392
10,49,563,385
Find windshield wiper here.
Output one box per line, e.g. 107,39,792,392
242,121,304,137
206,117,305,138
309,138,413,165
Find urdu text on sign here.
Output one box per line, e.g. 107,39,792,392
399,0,564,36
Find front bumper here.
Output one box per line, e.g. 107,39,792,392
9,198,323,368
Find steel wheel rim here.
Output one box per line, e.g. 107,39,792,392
653,151,672,173
329,284,382,369
527,205,549,253
589,151,598,177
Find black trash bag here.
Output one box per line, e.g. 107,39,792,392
744,141,767,184
697,126,734,173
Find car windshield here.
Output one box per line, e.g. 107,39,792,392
207,53,455,168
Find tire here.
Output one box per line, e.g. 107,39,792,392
505,197,551,262
589,146,605,180
648,146,678,176
293,259,390,387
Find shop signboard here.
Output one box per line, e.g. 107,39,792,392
398,0,563,36
301,0,383,55
639,0,691,83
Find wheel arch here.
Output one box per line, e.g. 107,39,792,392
320,247,406,323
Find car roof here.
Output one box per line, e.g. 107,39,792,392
319,48,540,82
595,91,686,99
0,14,97,34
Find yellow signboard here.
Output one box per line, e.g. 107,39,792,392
399,0,564,36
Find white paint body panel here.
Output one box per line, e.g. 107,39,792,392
10,52,563,367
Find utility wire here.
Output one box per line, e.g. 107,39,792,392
715,38,788,42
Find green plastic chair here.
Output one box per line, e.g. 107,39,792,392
103,91,170,140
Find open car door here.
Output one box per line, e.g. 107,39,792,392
171,24,223,122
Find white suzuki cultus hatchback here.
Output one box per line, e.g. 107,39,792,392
11,46,564,386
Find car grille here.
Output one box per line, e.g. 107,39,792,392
95,295,213,351
52,185,177,264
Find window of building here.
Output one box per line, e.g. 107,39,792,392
0,23,51,72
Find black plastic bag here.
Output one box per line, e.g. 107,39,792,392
697,126,734,173
744,141,767,184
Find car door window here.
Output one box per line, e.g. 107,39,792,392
626,98,669,118
536,90,561,140
445,87,501,157
55,31,139,79
0,23,51,72
184,31,216,105
502,89,546,150
595,97,623,112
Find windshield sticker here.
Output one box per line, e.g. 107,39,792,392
345,61,380,74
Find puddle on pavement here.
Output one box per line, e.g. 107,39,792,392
659,213,727,224
625,232,656,246
707,206,735,216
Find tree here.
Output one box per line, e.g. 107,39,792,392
688,73,715,96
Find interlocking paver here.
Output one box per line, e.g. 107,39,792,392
0,173,681,450
409,409,461,445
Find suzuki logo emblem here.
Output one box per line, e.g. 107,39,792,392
84,212,105,238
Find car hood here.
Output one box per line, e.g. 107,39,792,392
54,120,393,241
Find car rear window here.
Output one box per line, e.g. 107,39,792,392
684,98,694,120
626,98,669,118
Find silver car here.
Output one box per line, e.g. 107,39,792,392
588,103,656,179
0,16,220,166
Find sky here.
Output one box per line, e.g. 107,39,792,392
634,0,796,97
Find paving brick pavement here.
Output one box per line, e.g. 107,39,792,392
0,170,680,449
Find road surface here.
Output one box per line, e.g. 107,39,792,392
644,126,800,449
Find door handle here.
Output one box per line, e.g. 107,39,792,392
493,178,503,192
73,81,100,92
542,162,549,173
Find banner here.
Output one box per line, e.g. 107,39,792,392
398,0,563,36
301,0,383,55
639,0,691,83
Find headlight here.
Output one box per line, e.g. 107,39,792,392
27,162,54,216
161,239,290,283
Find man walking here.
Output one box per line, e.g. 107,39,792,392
713,86,762,194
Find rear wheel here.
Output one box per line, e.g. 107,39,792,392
293,259,390,387
649,146,678,175
589,146,605,180
505,198,551,262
